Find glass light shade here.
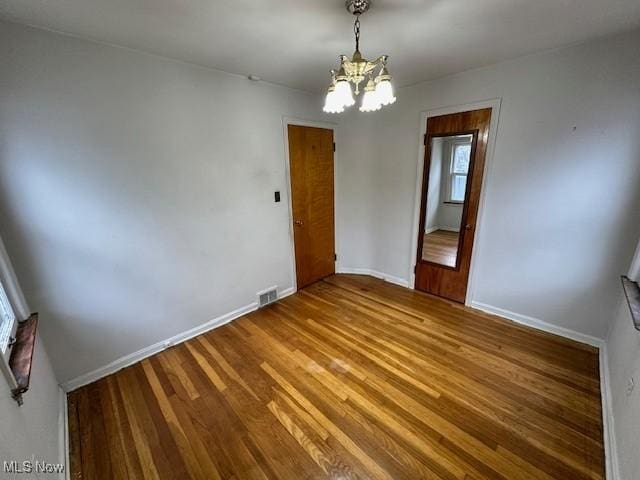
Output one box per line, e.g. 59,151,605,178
334,79,355,107
323,88,344,114
375,79,396,106
359,81,382,112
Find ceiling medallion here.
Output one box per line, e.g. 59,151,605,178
323,0,396,113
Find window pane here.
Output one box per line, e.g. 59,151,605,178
451,174,467,202
453,144,471,174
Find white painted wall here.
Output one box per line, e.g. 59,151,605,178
0,21,328,383
0,335,62,478
437,204,463,232
425,138,443,232
337,28,640,338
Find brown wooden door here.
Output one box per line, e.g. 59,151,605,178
415,109,492,303
288,125,335,289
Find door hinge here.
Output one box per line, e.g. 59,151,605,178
414,265,417,274
333,142,336,152
423,134,428,146
334,253,337,261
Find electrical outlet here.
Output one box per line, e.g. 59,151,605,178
626,376,635,397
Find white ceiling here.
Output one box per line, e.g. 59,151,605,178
1,0,640,92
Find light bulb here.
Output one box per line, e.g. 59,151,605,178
375,79,396,106
334,80,355,107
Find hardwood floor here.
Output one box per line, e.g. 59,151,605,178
422,230,460,267
68,274,604,480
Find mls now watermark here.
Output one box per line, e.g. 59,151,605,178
3,460,65,475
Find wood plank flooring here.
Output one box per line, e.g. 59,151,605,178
68,274,604,480
422,230,460,267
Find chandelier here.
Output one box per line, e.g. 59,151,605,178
323,0,396,113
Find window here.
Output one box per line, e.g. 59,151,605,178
447,141,471,203
0,281,16,362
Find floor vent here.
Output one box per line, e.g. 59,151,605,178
258,288,278,308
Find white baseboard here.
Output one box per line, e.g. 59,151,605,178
469,301,604,348
436,226,460,233
599,343,620,480
424,226,460,234
337,267,410,288
278,287,296,298
61,287,296,392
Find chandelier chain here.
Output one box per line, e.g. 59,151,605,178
354,15,361,52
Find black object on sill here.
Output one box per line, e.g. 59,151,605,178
8,313,38,405
621,276,640,332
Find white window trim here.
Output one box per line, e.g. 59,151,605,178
443,138,472,204
0,235,29,390
0,236,30,320
0,282,16,357
629,239,640,282
0,282,18,392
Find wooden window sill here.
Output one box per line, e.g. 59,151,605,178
8,313,38,405
621,276,640,332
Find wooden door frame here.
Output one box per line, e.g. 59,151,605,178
282,117,338,293
408,99,502,306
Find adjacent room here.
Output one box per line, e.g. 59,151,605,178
1,1,639,479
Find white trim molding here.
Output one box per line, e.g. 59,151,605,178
337,267,409,288
0,234,25,390
58,386,70,480
628,238,640,282
61,287,295,392
425,226,460,234
599,343,620,480
0,234,30,320
470,300,603,348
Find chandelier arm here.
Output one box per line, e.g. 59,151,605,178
371,55,388,66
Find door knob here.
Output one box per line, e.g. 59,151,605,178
294,220,304,226
465,224,472,230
